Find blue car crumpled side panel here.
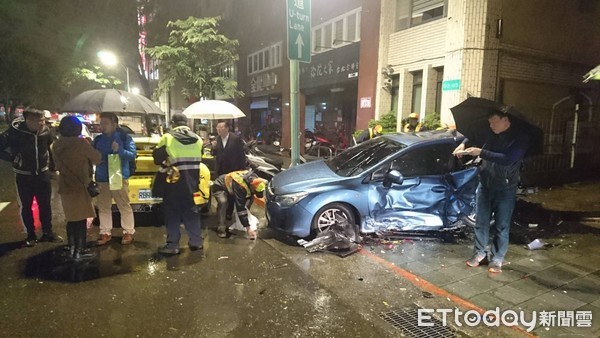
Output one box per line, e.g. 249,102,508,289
363,167,478,232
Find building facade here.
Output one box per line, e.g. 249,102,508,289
376,0,600,184
150,0,600,184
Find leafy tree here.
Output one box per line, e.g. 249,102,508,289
422,111,443,130
62,62,123,90
0,0,143,107
353,111,398,139
146,16,243,100
369,111,398,133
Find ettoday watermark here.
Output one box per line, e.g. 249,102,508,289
418,308,593,332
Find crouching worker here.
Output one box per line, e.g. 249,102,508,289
213,170,267,240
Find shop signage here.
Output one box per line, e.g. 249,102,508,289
300,42,360,89
250,72,278,94
360,97,372,108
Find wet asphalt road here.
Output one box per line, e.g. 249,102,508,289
0,160,411,338
1,159,541,338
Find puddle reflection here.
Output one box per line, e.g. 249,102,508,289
23,242,205,283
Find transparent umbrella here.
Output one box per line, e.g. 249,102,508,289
61,89,164,115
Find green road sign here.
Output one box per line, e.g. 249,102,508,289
287,0,311,63
442,79,461,91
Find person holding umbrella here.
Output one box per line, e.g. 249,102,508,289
211,120,246,231
453,106,530,273
93,112,137,246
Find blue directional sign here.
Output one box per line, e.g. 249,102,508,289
287,0,311,63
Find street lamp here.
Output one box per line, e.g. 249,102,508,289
97,50,131,92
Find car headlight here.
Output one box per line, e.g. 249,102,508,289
274,191,308,207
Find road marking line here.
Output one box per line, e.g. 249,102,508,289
0,202,10,213
360,249,535,338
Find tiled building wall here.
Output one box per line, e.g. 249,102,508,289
387,19,446,130
373,0,396,122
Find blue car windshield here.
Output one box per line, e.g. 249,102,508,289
327,138,407,177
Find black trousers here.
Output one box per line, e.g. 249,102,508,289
16,173,53,237
163,201,202,249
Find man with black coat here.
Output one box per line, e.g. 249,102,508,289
211,120,246,176
454,108,529,273
0,108,59,246
211,120,246,222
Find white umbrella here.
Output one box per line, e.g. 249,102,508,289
182,100,246,120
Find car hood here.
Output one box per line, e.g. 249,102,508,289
271,160,341,194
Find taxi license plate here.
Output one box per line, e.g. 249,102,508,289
138,189,153,201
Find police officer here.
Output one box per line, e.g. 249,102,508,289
152,113,203,254
355,124,383,144
213,170,267,240
403,113,426,133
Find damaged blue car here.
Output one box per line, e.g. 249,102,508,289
266,130,479,238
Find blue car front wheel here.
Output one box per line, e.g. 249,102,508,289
311,203,356,236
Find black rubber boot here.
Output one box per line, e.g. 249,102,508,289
74,222,94,261
66,222,76,258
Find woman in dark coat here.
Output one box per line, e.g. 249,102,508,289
51,116,101,260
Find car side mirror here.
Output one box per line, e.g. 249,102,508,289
383,169,403,188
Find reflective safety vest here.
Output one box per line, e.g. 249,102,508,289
193,163,211,205
403,123,423,133
156,127,202,171
224,170,252,197
369,127,375,139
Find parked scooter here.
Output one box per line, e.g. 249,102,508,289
305,129,337,158
244,139,284,180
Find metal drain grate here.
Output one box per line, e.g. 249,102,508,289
379,307,456,338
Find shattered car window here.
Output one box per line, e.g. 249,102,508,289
327,138,406,177
391,144,456,177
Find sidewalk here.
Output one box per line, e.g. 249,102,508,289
517,180,600,229
364,180,600,337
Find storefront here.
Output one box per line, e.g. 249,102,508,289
301,42,360,149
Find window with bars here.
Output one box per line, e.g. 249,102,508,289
246,42,283,75
312,8,361,53
435,67,444,114
395,0,446,31
220,64,236,79
411,71,423,115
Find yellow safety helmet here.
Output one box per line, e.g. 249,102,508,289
251,177,267,195
408,113,419,119
373,125,383,134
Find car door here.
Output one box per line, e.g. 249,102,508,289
366,142,458,232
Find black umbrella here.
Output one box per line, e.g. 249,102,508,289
61,89,164,115
450,97,543,157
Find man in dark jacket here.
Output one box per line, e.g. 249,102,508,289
211,120,246,176
454,108,529,273
0,108,59,246
153,113,203,255
211,120,246,221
